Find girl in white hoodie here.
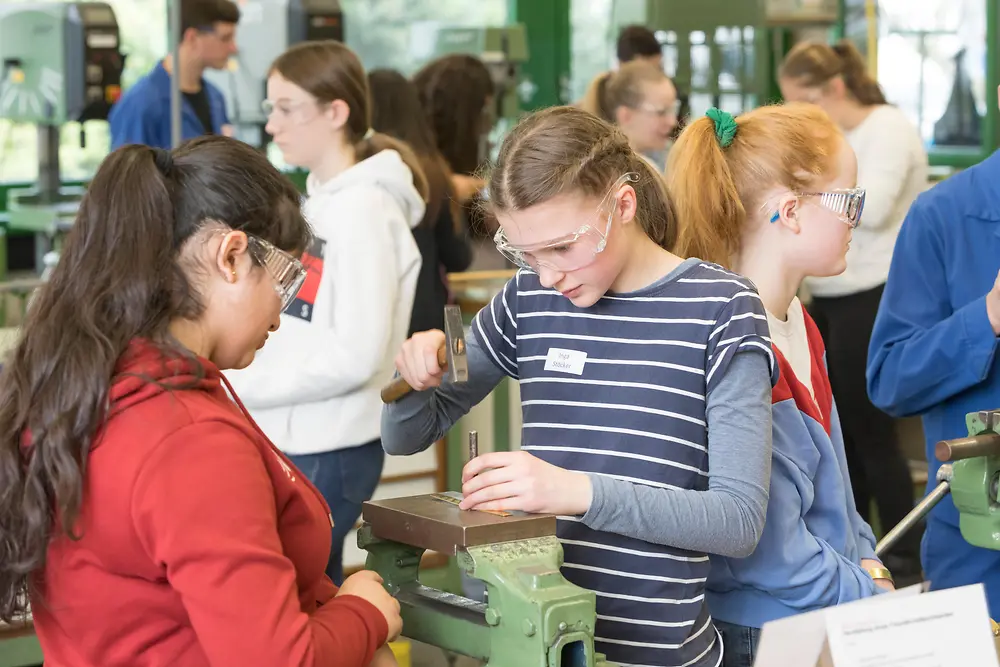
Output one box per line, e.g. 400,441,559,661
226,41,427,585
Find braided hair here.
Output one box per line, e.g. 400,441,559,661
483,106,677,251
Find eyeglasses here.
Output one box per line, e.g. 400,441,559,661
261,99,320,123
246,235,307,312
799,187,866,228
634,101,681,118
764,187,866,229
493,172,640,272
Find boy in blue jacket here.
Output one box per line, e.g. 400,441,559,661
867,144,1000,618
109,0,238,150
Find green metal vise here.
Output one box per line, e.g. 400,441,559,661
358,492,616,667
939,409,1000,550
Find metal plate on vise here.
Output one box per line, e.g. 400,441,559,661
362,492,557,556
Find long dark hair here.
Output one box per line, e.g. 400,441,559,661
270,41,429,202
413,54,495,176
0,136,311,622
368,68,458,230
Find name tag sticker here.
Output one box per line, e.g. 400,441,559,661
544,348,587,375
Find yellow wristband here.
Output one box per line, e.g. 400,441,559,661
867,567,894,583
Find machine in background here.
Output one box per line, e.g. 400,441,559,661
203,0,343,149
635,0,838,121
0,2,124,276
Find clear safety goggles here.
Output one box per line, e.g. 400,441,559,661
246,234,307,312
493,172,640,272
799,187,866,228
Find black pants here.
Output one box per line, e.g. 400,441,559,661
809,284,922,570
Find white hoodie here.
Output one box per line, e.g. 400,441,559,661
225,149,425,455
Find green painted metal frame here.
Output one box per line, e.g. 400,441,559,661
507,0,571,109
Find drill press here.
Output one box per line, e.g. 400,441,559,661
359,433,616,667
0,2,124,274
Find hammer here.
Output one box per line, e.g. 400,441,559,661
381,305,469,403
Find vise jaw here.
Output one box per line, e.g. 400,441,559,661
358,493,617,667
946,409,1000,550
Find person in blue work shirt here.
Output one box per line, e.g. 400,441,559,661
109,0,240,150
867,90,1000,618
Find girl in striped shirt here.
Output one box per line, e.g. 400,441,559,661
382,106,776,667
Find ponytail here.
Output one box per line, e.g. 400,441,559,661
579,72,613,122
665,117,744,266
355,132,430,204
666,103,842,270
0,145,177,622
832,40,887,105
631,155,677,251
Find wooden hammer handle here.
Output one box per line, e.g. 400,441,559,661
380,344,449,403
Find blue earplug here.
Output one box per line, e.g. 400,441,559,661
769,211,780,223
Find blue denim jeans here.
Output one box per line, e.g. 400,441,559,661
715,619,760,667
287,439,385,585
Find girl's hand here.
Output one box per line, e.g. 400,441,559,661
861,558,896,592
393,330,446,392
460,451,593,516
336,571,403,641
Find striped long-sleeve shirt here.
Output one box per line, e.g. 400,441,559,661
471,259,774,667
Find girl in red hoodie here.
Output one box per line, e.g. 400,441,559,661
0,136,401,667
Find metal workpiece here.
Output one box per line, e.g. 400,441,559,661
361,493,556,556
935,433,1000,462
468,430,479,461
878,408,1000,559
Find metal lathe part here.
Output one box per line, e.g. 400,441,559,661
876,465,954,559
935,433,1000,462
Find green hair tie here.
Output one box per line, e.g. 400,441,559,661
705,107,738,148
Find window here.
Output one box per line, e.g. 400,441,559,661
1,0,506,182
877,0,986,149
342,0,507,74
270,0,509,170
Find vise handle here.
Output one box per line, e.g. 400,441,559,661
935,432,1000,462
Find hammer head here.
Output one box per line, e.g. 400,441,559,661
443,305,469,384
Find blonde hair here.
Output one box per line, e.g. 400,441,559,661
780,39,887,106
605,61,672,120
666,102,843,267
578,72,612,120
578,62,672,124
484,106,677,250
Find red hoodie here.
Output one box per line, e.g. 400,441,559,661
28,339,389,667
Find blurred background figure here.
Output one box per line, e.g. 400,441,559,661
780,39,928,584
369,68,473,335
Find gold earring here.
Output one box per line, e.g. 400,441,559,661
231,269,237,280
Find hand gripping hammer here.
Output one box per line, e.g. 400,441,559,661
380,305,469,403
